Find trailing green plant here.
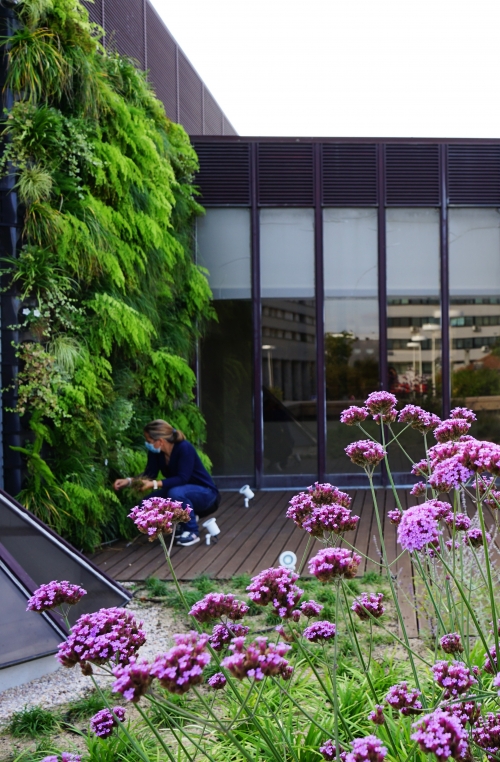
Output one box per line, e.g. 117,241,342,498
1,0,214,549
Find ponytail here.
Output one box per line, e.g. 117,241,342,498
144,420,186,444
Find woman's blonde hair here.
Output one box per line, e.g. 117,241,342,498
144,420,186,444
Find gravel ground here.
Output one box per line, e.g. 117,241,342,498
0,601,181,727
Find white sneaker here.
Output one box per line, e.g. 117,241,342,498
176,531,200,547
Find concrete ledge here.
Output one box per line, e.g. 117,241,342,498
0,654,60,693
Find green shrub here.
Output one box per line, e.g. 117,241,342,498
9,705,59,738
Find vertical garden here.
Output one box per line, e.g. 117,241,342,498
0,0,213,550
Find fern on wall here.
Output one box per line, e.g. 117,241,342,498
1,0,213,550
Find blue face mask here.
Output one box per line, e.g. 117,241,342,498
145,441,161,454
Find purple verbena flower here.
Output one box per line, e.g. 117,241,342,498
344,735,388,762
303,621,336,642
483,645,499,674
352,593,385,620
209,623,249,651
150,632,211,695
189,593,249,623
287,483,352,531
410,482,427,497
27,581,86,613
208,672,227,689
57,608,146,670
341,406,369,425
301,503,360,537
387,509,402,525
221,636,292,681
399,405,441,432
385,682,422,715
90,706,125,738
319,739,346,761
434,418,471,444
112,658,152,702
464,527,490,547
444,513,471,531
246,567,303,619
128,497,191,540
412,459,430,477
308,547,361,582
429,455,474,492
300,599,324,617
397,501,441,552
450,407,477,424
442,701,481,727
412,710,469,762
368,705,385,725
440,633,464,654
432,660,477,699
365,391,397,416
473,712,500,760
42,756,82,762
345,440,386,469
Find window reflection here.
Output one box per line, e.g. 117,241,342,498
262,299,317,475
450,209,500,440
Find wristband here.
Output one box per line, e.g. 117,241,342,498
127,477,132,486
153,480,158,490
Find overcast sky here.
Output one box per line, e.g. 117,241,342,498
148,0,500,139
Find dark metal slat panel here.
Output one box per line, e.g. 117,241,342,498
448,145,500,205
322,143,377,206
178,50,202,135
386,144,440,206
145,1,177,121
104,0,145,69
258,143,314,206
82,0,103,27
193,142,251,205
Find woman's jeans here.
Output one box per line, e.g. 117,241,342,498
146,484,218,535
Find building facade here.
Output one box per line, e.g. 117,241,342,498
193,138,500,489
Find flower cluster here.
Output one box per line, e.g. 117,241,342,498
246,567,303,618
368,705,385,725
90,706,125,738
345,440,386,469
340,406,369,425
432,660,477,699
222,636,292,681
321,735,387,762
440,633,464,654
412,458,430,477
428,455,474,492
303,621,336,642
189,593,249,623
209,623,249,651
434,418,471,443
464,527,489,547
385,682,422,715
287,483,352,533
443,701,481,728
57,608,146,670
398,405,441,432
208,672,227,689
412,710,469,762
444,512,471,531
473,712,500,760
128,497,191,540
450,406,476,424
308,547,361,582
483,645,499,674
112,659,152,702
410,482,426,496
27,580,86,613
351,593,385,620
397,501,441,552
41,755,81,762
387,509,402,524
150,632,211,695
365,391,397,416
300,599,324,617
319,739,344,761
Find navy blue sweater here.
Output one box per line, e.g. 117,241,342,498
143,440,218,493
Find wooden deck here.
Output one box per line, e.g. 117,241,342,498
89,489,428,635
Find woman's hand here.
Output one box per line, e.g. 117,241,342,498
139,479,155,492
114,478,130,491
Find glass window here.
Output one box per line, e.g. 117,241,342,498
199,300,254,478
260,209,315,298
260,210,316,477
449,209,500,440
196,209,251,299
323,209,379,476
387,208,441,472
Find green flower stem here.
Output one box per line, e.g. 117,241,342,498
269,676,334,737
226,681,257,732
159,534,190,613
340,536,382,567
332,581,341,760
146,694,218,727
135,702,193,762
413,553,447,635
191,686,259,762
476,489,500,663
259,692,300,762
297,535,312,575
90,675,152,762
367,468,422,692
385,422,413,448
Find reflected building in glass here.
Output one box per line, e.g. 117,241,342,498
194,139,500,487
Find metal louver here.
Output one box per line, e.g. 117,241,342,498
194,143,250,205
322,143,377,206
448,145,500,205
258,143,314,206
385,144,440,206
104,0,145,69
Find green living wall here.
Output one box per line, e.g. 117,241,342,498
1,0,213,550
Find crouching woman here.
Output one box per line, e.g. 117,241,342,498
114,420,220,547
